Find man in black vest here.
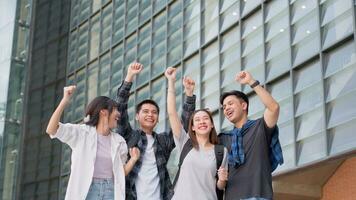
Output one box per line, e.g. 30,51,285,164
219,71,283,200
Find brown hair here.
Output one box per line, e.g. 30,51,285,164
84,96,118,127
188,109,218,149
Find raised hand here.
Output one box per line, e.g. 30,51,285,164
129,147,140,162
62,85,76,104
183,76,195,97
235,71,255,85
217,167,228,181
164,67,177,81
125,62,143,82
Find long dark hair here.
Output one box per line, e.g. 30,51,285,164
84,96,118,126
188,109,218,149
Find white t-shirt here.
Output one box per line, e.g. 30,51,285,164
135,134,162,200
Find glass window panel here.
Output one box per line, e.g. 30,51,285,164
221,65,239,90
291,11,319,45
324,41,356,77
152,42,165,61
328,119,356,155
99,53,110,96
322,11,353,49
297,133,326,165
183,17,199,39
126,3,138,34
242,11,262,39
220,2,239,32
266,32,289,60
327,90,356,129
321,0,352,26
202,1,219,43
74,69,86,120
113,3,125,44
153,0,166,13
278,99,294,126
139,0,151,24
202,41,218,64
241,0,260,16
276,144,295,171
68,30,78,73
221,45,240,71
183,33,199,57
136,85,150,103
152,56,165,77
92,0,101,13
266,51,291,81
168,14,183,36
71,1,80,28
100,4,112,52
111,58,123,91
168,30,182,51
291,0,318,24
184,54,201,108
296,108,324,141
184,0,200,23
77,22,89,68
325,64,356,102
88,61,98,103
168,0,182,20
152,76,166,107
295,82,323,116
202,58,219,82
89,14,100,61
242,30,263,56
248,94,265,117
265,11,289,42
268,75,292,102
294,60,322,93
242,47,263,71
292,33,319,66
220,0,238,14
137,63,150,86
202,91,219,111
168,45,182,67
80,0,91,22
265,0,288,22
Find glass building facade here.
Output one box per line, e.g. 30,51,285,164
0,0,355,199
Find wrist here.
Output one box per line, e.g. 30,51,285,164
249,80,260,88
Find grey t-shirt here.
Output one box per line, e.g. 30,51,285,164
219,117,275,200
172,128,228,200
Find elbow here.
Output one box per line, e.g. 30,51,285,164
271,102,280,114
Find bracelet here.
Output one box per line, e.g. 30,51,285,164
250,80,260,88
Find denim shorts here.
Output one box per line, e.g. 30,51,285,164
86,178,114,200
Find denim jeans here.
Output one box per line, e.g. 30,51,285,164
86,178,114,200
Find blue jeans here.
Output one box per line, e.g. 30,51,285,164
86,178,114,200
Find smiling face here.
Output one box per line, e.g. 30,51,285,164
135,103,159,132
222,95,248,124
191,110,214,136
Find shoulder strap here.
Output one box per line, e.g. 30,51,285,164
214,144,225,200
172,139,193,187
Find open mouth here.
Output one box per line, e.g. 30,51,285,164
198,125,208,130
226,110,233,118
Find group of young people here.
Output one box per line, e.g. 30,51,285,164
46,62,283,200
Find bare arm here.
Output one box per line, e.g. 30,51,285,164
165,67,182,138
46,86,76,135
236,71,279,128
124,147,140,176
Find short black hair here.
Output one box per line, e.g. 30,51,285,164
136,99,160,114
220,90,249,112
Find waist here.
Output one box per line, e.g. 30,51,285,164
92,177,114,184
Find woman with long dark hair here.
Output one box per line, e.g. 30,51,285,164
165,67,228,200
46,86,139,200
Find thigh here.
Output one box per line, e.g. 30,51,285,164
102,181,114,200
86,181,100,200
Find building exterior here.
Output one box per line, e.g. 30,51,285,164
0,0,355,199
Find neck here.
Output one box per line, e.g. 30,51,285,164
196,133,211,147
141,126,153,135
234,115,248,128
96,121,110,136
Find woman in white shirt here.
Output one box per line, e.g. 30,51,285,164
165,67,229,200
46,86,139,200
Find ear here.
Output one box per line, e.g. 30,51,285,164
242,102,248,111
100,109,108,116
135,113,139,121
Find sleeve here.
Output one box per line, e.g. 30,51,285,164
181,95,196,132
49,123,84,149
116,81,134,142
221,147,228,170
119,141,128,164
173,127,189,153
261,117,277,141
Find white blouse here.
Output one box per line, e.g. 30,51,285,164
50,123,128,200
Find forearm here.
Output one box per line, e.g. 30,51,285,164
167,80,182,137
46,99,68,135
181,95,196,131
251,81,279,112
217,180,227,190
124,158,138,176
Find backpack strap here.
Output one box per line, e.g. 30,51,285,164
172,139,193,187
214,144,225,200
